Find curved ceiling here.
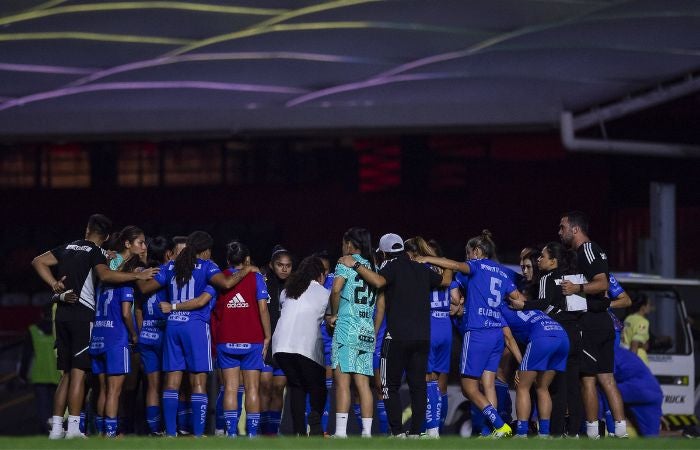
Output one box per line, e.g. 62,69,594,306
0,0,698,138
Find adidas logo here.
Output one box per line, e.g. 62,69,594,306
226,293,248,309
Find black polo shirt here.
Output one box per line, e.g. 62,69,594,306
378,254,442,341
577,241,613,331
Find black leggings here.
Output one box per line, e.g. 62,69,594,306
550,321,583,436
274,352,327,436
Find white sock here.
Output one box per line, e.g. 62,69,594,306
335,413,348,437
427,427,440,437
615,420,627,437
361,417,373,436
67,415,81,434
586,421,599,439
51,416,64,434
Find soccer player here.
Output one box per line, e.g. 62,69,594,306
328,227,377,438
31,214,158,439
260,245,292,435
419,230,526,438
500,305,569,438
404,237,457,437
211,241,271,438
558,211,628,439
89,269,139,437
137,231,258,437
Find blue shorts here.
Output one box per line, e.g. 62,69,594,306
460,328,504,378
163,321,212,373
261,362,285,376
428,314,451,374
91,346,131,375
217,343,264,370
520,334,569,372
138,342,162,374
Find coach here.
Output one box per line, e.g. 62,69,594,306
339,233,445,437
558,211,628,438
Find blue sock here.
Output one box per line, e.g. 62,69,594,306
105,417,118,438
268,411,281,435
260,411,269,434
224,410,238,437
426,380,440,430
95,415,105,435
146,405,162,434
305,394,311,428
322,378,333,433
215,386,225,431
191,393,208,437
482,404,504,429
247,412,261,437
162,390,179,437
79,411,86,434
481,425,491,436
495,379,512,425
440,393,448,431
604,410,614,435
377,400,388,434
352,403,362,429
237,386,244,420
517,420,529,436
177,400,188,433
471,402,486,435
539,419,550,435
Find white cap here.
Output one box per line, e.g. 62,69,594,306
378,233,404,252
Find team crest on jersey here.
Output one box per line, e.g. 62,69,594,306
600,252,607,260
227,293,248,308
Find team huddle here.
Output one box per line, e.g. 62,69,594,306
32,210,644,439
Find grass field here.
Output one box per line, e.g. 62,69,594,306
0,436,697,450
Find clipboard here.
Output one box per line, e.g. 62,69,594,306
555,274,588,311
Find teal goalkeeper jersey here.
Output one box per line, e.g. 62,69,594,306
333,254,376,352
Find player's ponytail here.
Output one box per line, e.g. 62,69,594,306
175,231,213,286
466,229,496,259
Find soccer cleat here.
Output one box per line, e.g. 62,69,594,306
491,423,512,438
48,430,65,440
65,431,88,439
513,434,527,439
214,429,225,437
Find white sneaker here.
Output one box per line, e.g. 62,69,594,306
48,430,65,440
214,429,225,437
65,431,87,439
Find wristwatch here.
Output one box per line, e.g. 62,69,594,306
353,261,361,270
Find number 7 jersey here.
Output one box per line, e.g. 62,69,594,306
457,258,516,331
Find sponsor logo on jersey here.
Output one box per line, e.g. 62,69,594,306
226,293,248,308
225,343,252,350
66,244,93,252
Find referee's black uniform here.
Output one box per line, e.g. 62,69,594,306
378,253,442,436
51,240,107,371
576,241,614,375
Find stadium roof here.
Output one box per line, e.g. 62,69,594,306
0,0,698,141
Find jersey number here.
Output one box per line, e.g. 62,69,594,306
488,277,502,308
353,274,375,307
431,289,449,308
97,289,114,317
146,294,157,316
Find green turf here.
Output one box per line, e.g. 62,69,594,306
0,436,697,450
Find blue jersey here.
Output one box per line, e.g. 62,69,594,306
608,273,624,298
500,306,564,343
154,258,221,324
429,266,452,313
92,284,134,349
457,259,516,330
140,264,170,330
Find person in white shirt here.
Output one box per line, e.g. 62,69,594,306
272,256,330,436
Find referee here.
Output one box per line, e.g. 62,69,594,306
558,211,628,438
32,214,158,439
339,233,444,437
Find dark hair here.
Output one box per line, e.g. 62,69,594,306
87,214,112,238
113,225,144,253
171,235,187,250
147,235,170,267
175,231,213,286
343,227,375,270
467,229,496,260
630,294,650,313
312,250,330,263
226,241,250,267
404,236,436,258
270,244,291,264
562,210,590,235
284,256,325,300
427,239,444,257
543,241,577,274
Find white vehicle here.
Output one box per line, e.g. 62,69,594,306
613,272,698,428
